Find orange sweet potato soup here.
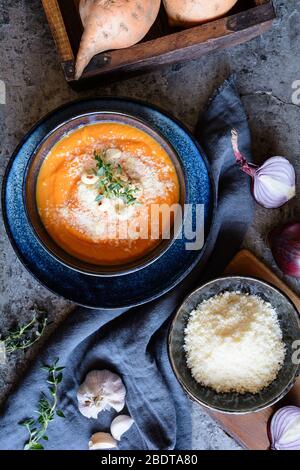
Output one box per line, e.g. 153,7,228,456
36,122,180,265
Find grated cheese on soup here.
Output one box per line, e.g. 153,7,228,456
58,150,171,242
184,291,286,394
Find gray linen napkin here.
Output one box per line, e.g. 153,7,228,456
0,77,254,450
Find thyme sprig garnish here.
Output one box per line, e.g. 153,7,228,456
94,151,138,205
20,359,65,450
2,310,48,355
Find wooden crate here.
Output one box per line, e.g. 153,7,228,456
41,0,276,84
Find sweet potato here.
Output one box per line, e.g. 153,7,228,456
75,0,161,79
163,0,238,27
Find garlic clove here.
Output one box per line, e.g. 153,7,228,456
111,415,134,441
89,432,117,450
109,397,126,413
81,172,99,185
106,148,122,161
77,370,126,419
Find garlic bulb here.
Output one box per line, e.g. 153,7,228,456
111,415,134,441
231,129,296,209
89,432,117,450
77,370,126,419
270,406,300,450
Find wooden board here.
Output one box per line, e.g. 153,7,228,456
41,0,276,84
206,249,300,450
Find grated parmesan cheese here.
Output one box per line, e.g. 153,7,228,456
56,148,174,242
184,291,286,394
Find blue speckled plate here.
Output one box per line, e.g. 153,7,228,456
2,98,214,309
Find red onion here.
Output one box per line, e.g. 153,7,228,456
231,130,296,209
269,222,300,278
270,406,300,450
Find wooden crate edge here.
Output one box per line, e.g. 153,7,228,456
41,0,74,65
76,2,275,83
41,1,276,83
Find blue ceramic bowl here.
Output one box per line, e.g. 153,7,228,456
24,111,186,277
2,98,214,309
169,276,300,414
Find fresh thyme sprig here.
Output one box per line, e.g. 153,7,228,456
94,151,138,205
20,359,65,450
2,310,48,355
